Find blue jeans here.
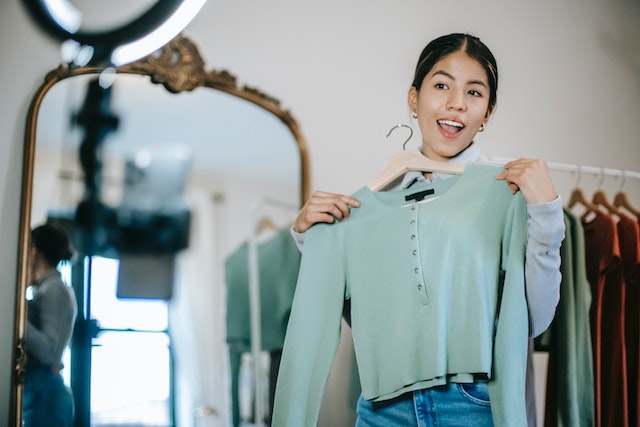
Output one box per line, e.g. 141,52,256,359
23,366,74,427
356,382,493,427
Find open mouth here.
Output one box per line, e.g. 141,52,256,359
437,119,464,134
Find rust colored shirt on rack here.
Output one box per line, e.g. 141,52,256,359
583,210,628,427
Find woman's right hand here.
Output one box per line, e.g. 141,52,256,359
293,191,360,233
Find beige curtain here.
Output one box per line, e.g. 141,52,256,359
170,189,230,427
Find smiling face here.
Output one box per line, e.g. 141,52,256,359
408,50,493,162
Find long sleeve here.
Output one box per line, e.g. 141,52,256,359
26,273,77,366
272,225,346,426
525,196,565,337
488,191,530,427
290,192,565,340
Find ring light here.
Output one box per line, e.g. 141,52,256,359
21,0,206,65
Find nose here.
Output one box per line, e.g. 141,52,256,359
446,90,466,111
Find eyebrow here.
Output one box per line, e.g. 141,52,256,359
432,70,487,88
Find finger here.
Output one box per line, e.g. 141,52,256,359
312,191,359,204
343,196,360,208
334,197,361,217
503,157,530,169
305,199,346,222
312,212,339,224
315,202,348,221
496,170,517,181
325,199,357,221
495,172,520,193
322,194,360,209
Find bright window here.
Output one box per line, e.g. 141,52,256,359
88,256,172,426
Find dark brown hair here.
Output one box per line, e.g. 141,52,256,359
31,222,74,266
412,33,498,111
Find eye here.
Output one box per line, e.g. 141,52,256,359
435,83,448,90
468,89,483,97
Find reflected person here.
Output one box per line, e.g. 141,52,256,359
23,222,77,427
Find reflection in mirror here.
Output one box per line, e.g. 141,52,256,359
16,35,309,426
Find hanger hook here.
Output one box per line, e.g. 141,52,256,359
619,170,627,190
574,164,583,187
386,124,414,150
598,166,605,188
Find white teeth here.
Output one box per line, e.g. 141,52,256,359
438,119,463,128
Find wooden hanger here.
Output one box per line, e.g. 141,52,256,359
256,216,277,233
588,168,622,217
567,187,598,212
592,189,622,217
368,125,464,191
368,151,465,191
613,191,638,217
567,187,600,223
567,165,599,217
612,172,639,216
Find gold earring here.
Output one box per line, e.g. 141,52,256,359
412,110,418,119
478,123,485,132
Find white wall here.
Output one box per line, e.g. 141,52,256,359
1,0,639,425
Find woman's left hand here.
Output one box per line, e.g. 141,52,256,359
496,158,558,204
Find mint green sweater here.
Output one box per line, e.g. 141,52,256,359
272,162,529,426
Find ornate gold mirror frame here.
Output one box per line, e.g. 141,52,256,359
12,33,310,424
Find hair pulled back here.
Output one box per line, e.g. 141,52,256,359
412,33,498,111
31,222,74,267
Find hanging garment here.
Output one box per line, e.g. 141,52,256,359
272,162,530,427
224,228,301,427
535,209,594,427
225,227,302,351
583,209,629,427
618,214,640,427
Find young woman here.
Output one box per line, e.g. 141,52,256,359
274,33,565,426
23,222,77,427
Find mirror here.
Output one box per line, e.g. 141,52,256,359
14,34,309,426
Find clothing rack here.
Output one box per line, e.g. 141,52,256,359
247,197,298,426
487,156,640,183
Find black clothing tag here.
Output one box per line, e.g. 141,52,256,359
404,188,435,202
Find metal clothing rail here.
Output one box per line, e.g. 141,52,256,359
487,156,640,183
546,162,640,183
